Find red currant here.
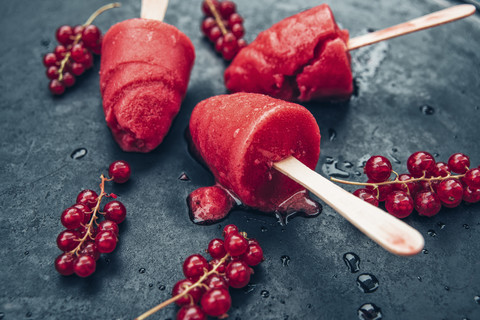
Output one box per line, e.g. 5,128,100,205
414,190,441,217
98,220,119,236
176,305,206,320
224,232,248,256
73,203,92,224
201,288,231,317
463,186,480,203
54,45,68,60
76,189,98,209
73,255,96,277
201,17,216,35
43,53,58,67
385,191,413,218
205,273,228,290
209,258,227,273
231,23,245,38
202,0,220,16
463,168,480,189
95,231,117,253
70,62,85,76
46,66,59,80
364,156,392,182
226,260,251,288
366,181,393,202
208,238,226,259
223,224,239,238
183,254,209,280
57,230,80,251
71,43,88,63
437,179,463,207
55,253,75,275
82,51,94,69
62,72,76,87
237,38,247,49
108,160,131,183
219,1,236,18
78,224,96,238
172,279,204,306
215,36,224,53
407,151,435,178
393,174,419,196
104,200,127,223
242,242,264,266
208,26,222,42
49,79,65,95
353,188,379,207
73,25,84,35
228,13,243,26
56,25,74,45
448,153,470,174
61,207,84,230
79,241,100,261
430,162,450,178
82,25,101,48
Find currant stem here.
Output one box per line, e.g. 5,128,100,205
206,0,228,35
135,254,231,320
331,172,466,187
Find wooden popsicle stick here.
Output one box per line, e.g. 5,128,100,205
348,4,476,50
141,0,169,21
273,156,424,256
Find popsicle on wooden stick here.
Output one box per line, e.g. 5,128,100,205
189,93,424,256
224,4,475,102
100,0,195,152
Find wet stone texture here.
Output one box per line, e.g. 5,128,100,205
1,0,480,319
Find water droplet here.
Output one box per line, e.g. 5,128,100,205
260,226,268,232
104,257,111,264
419,105,435,115
288,287,293,291
306,304,312,309
148,283,153,288
243,283,256,294
0,312,4,319
417,276,422,282
357,155,371,168
357,274,379,293
463,224,470,229
280,255,290,266
325,156,334,164
391,147,398,152
26,312,32,318
358,303,382,320
474,295,480,304
24,251,29,255
434,153,440,158
158,285,166,291
322,160,350,178
427,229,437,237
387,151,401,164
178,172,190,181
343,252,361,273
139,268,146,274
261,290,270,298
344,161,353,168
444,286,450,291
437,222,446,229
70,148,87,159
367,28,376,33
355,171,362,176
41,39,50,47
328,128,337,141
422,249,429,254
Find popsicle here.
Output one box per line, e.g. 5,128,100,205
100,0,195,152
189,92,425,255
224,4,475,102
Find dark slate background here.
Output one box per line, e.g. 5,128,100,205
1,0,479,319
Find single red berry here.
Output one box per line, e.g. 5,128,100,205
437,179,463,207
70,43,88,63
208,26,222,42
364,156,392,182
82,25,102,48
55,253,75,275
62,72,76,87
73,203,92,224
104,200,127,224
82,51,94,69
95,231,117,253
73,25,84,35
73,255,96,277
205,274,228,290
49,79,65,95
226,260,251,288
407,151,436,178
430,162,450,178
78,225,96,238
448,153,470,174
209,258,227,273
57,230,80,251
393,173,419,196
223,224,239,238
414,191,442,217
208,238,226,259
183,254,209,280
201,17,216,35
353,188,379,207
46,66,59,80
43,53,58,67
242,243,264,266
177,305,206,320
228,13,243,26
201,288,232,317
366,181,393,202
108,160,131,183
463,168,480,189
237,38,247,49
54,45,68,60
231,23,245,39
223,32,237,50
222,45,239,61
219,1,236,18
70,62,85,76
90,41,102,55
224,233,248,256
215,36,224,53
61,207,84,230
98,220,119,236
463,185,480,203
172,279,204,306
79,241,100,261
76,189,98,209
56,25,74,45
201,0,219,16
385,191,414,218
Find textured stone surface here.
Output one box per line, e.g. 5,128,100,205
1,0,479,319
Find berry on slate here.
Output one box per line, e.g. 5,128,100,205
108,160,131,183
364,155,392,182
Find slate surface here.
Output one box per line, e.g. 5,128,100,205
1,0,479,319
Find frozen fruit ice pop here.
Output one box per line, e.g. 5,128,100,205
224,4,353,102
189,92,321,213
100,18,195,152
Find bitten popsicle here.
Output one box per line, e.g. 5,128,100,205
100,0,195,152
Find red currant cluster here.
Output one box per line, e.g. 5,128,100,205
42,3,119,95
137,224,264,320
201,0,247,60
54,160,131,277
334,152,480,218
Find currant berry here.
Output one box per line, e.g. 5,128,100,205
219,1,236,18
407,151,436,178
73,254,96,277
393,173,419,196
385,191,413,218
223,224,239,238
76,189,99,209
205,273,229,290
104,200,127,223
430,162,450,178
70,62,85,76
79,241,100,261
353,188,379,207
95,231,117,253
463,186,480,203
208,26,222,42
209,258,227,273
70,43,88,63
73,25,84,35
463,168,480,189
202,0,219,16
56,25,74,45
43,52,58,67
183,254,209,280
78,224,96,238
437,179,463,207
208,238,226,259
49,79,65,95
228,13,243,26
172,279,204,306
242,242,264,266
366,181,393,202
215,36,224,53
201,17,216,35
55,253,75,275
226,260,251,288
54,45,68,60
201,288,232,317
224,233,248,256
82,51,94,69
57,230,80,251
363,156,392,182
108,160,131,183
177,305,206,320
237,38,247,49
61,207,84,229
98,220,119,236
73,203,92,224
414,190,442,217
82,25,101,48
448,153,470,174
